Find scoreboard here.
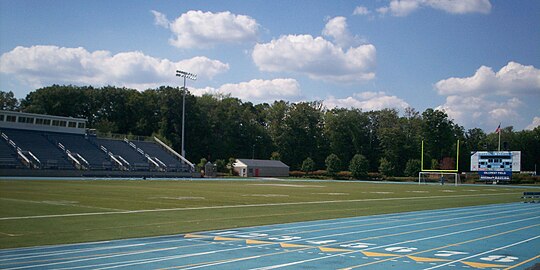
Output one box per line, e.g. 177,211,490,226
470,151,521,182
470,151,521,172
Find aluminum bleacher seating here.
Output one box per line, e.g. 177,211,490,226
133,141,188,172
96,138,150,171
45,133,113,170
1,129,74,170
0,138,22,168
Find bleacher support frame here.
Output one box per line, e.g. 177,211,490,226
153,136,195,171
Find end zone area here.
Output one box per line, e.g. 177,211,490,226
1,203,539,269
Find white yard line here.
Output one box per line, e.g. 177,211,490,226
0,192,520,221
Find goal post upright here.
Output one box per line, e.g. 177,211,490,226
421,140,460,173
419,140,460,186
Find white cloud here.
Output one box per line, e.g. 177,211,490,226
433,61,540,130
324,91,409,111
0,45,229,90
353,6,371,16
252,34,376,82
434,62,540,96
436,96,522,129
426,0,492,14
322,16,362,48
377,0,491,17
191,78,301,104
152,10,259,48
150,10,169,28
526,117,540,130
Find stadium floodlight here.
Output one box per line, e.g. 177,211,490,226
175,70,197,157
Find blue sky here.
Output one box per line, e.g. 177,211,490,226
1,0,539,131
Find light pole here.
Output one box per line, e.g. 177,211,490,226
175,70,197,157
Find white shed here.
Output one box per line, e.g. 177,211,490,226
233,159,289,177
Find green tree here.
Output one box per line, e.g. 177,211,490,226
349,154,369,179
325,154,341,176
379,157,395,177
276,102,326,169
421,108,459,169
0,91,19,110
301,157,315,175
270,152,281,160
196,158,207,172
228,157,237,175
404,159,421,177
325,108,370,165
214,159,227,173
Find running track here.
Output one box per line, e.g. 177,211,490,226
0,203,539,269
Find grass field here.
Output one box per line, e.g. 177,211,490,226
0,179,535,249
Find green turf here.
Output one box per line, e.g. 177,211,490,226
0,179,533,249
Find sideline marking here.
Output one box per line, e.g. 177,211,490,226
0,192,520,221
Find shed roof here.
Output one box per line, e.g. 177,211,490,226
236,159,289,168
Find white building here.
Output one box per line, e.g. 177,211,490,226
233,159,289,177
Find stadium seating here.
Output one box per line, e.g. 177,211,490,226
1,129,74,170
96,138,151,171
0,127,190,173
45,133,113,170
0,138,22,168
131,141,187,172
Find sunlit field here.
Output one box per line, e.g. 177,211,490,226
0,179,532,248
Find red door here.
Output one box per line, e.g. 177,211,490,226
255,168,259,177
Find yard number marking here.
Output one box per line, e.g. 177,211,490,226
434,251,468,257
340,242,375,249
385,246,418,253
480,255,519,263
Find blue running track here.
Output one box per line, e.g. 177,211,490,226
0,203,539,269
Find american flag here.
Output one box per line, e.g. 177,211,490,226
495,123,501,133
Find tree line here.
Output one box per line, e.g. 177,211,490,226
1,86,539,175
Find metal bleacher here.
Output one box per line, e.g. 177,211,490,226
133,141,187,172
1,129,74,170
0,111,195,176
46,133,113,170
96,138,150,171
0,138,22,168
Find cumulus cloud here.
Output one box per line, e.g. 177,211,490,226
0,45,229,90
152,10,259,48
252,35,376,82
436,96,522,129
322,17,362,48
377,0,491,17
191,78,301,103
324,91,409,111
150,10,169,28
435,62,540,96
434,61,540,130
526,117,540,130
353,6,371,16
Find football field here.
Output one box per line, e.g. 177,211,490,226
1,178,537,250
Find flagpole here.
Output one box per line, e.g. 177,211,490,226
498,129,501,151
497,124,501,151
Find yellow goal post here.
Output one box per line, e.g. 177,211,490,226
419,140,460,186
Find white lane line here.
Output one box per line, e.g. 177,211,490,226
87,208,540,270
0,192,520,221
423,234,540,270
0,202,519,258
226,202,521,235
247,215,540,270
4,206,536,269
